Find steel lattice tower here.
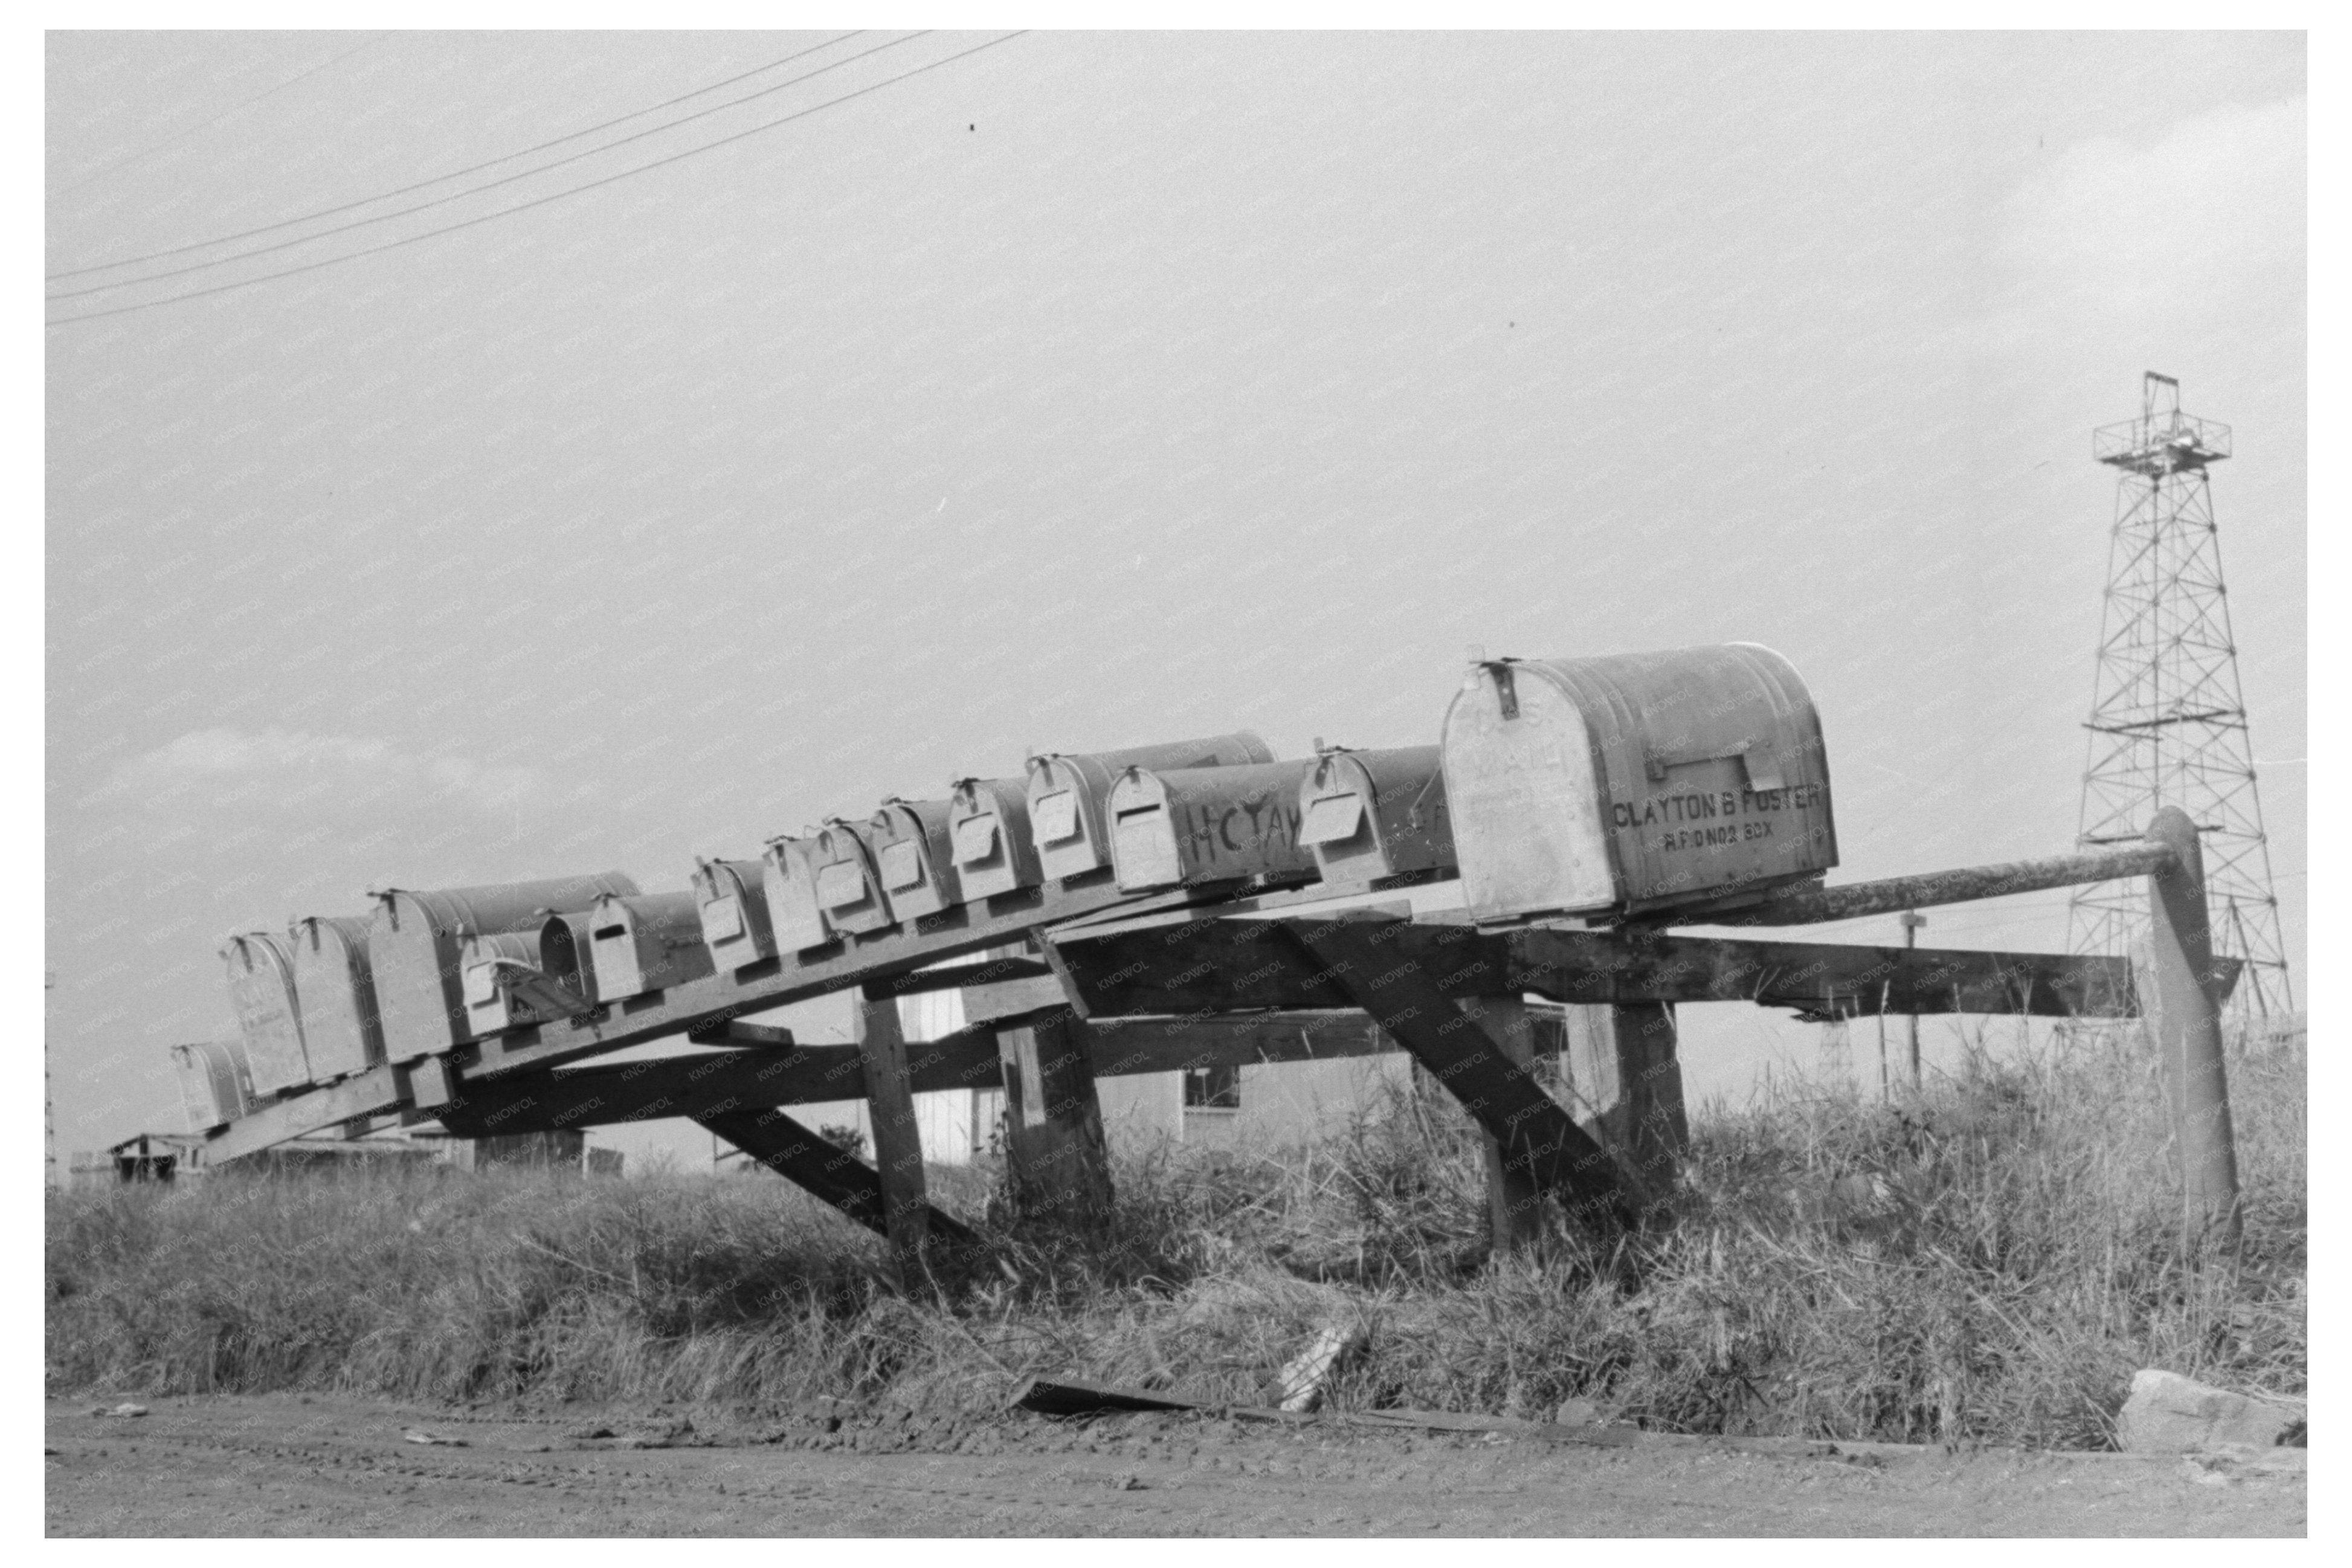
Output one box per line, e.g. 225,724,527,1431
2067,372,2292,1024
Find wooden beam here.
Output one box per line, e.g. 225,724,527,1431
432,1012,1390,1136
1285,919,1634,1232
684,1020,797,1049
1049,915,2140,1019
1690,843,2179,928
695,1105,978,1250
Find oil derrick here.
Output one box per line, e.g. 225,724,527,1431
2067,373,2292,1026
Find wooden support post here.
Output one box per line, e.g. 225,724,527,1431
853,992,932,1268
1287,919,1633,1232
1457,995,1546,1254
2138,806,2242,1249
1561,1002,1689,1217
995,1009,1116,1227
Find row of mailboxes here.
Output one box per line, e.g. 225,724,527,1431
205,646,1836,1094
220,872,640,1094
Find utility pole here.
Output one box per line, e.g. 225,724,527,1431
1899,911,1925,1088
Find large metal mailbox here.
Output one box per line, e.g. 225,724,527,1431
588,890,717,1001
1296,745,1454,887
222,931,309,1096
1106,758,1319,892
946,776,1039,901
369,873,638,1063
870,797,964,922
172,1039,253,1133
759,834,832,954
810,819,895,936
1440,643,1837,923
693,858,776,974
1026,731,1274,882
287,915,384,1080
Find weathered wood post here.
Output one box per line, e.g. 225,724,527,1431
2138,805,2242,1249
995,1007,1116,1227
1456,995,1545,1253
852,990,931,1268
1562,1001,1689,1218
978,937,1115,1229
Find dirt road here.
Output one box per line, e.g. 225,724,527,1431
45,1394,2302,1537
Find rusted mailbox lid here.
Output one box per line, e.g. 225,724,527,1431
1441,643,1837,923
1107,758,1319,891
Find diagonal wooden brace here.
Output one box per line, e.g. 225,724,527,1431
695,1105,979,1250
1283,918,1635,1232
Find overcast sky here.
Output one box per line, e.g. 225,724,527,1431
44,30,2305,1166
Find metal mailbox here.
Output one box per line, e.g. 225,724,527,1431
1440,643,1837,924
287,915,384,1080
222,931,309,1096
1107,758,1319,892
870,797,964,922
588,890,717,1001
946,776,1040,901
693,857,776,974
1025,731,1274,882
810,818,895,936
1296,744,1455,887
172,1039,253,1132
369,872,638,1063
760,833,833,954
459,932,545,1035
538,910,603,1010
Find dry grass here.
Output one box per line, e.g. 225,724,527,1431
47,1024,2302,1450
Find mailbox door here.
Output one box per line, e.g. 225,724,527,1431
1300,746,1451,886
461,933,541,1033
872,799,964,922
814,822,894,935
224,933,310,1096
591,892,715,1000
761,837,834,954
1442,665,1619,922
948,777,1040,901
288,916,384,1079
695,859,776,973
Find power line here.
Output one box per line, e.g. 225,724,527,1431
50,32,862,281
52,33,393,198
50,32,923,301
47,32,1026,329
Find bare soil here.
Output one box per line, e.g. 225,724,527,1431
44,1394,2302,1537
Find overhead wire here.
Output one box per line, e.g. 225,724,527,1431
48,31,862,281
48,31,925,302
51,33,394,199
47,32,1026,328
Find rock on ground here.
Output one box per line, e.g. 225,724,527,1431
2118,1370,2305,1454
